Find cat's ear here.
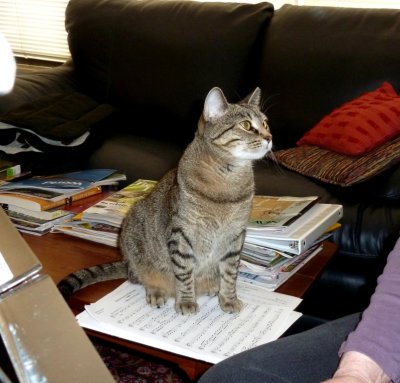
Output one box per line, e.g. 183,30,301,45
203,87,229,121
243,87,262,107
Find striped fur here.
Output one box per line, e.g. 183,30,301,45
57,261,128,299
58,87,272,314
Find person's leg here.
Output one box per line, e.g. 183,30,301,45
198,313,361,383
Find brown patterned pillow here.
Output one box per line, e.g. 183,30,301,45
274,136,400,186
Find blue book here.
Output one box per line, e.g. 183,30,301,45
0,169,126,193
60,169,122,183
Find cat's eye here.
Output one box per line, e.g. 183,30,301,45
240,120,252,131
263,120,269,129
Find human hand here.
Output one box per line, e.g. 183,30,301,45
324,376,371,383
322,351,390,383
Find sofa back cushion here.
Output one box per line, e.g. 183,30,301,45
259,5,400,149
65,0,273,145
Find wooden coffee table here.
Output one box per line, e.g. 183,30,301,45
22,232,336,381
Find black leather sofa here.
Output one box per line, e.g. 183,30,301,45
1,0,400,323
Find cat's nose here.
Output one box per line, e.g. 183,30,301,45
259,122,272,141
261,130,272,142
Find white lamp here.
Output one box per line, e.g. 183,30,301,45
0,33,16,95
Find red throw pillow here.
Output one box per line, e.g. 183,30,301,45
297,82,400,156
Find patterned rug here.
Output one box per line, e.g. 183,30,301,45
93,339,188,383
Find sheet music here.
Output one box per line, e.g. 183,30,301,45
77,281,302,364
236,280,301,307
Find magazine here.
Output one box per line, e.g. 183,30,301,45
5,204,71,220
52,221,120,246
239,244,323,291
52,179,157,245
9,211,74,236
249,195,319,229
80,179,157,226
0,168,126,195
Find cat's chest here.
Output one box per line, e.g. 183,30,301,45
183,199,250,230
170,187,252,259
185,209,247,257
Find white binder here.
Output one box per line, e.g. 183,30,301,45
245,203,343,255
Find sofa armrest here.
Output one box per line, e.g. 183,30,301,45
0,60,79,115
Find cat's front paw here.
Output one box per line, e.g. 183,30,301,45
206,286,219,297
219,297,243,313
175,301,199,315
146,287,167,308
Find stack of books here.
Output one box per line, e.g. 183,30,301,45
239,196,343,291
0,169,126,235
52,179,157,246
53,180,343,291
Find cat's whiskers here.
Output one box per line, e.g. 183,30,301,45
260,93,280,115
261,150,285,176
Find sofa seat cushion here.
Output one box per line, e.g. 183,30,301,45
274,136,400,187
86,134,183,183
297,82,400,156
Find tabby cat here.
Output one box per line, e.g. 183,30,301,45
58,87,272,314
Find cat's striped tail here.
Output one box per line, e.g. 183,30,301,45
57,261,129,300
